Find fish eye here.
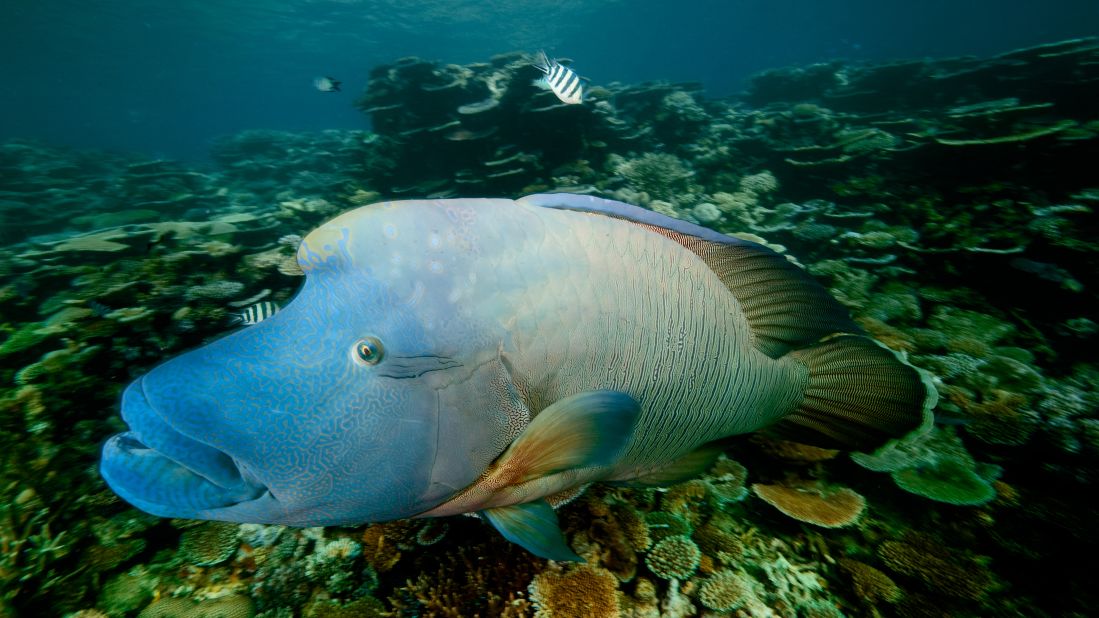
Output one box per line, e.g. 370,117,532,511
353,337,385,366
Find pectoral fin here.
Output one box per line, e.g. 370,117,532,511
418,391,639,522
482,500,582,562
499,390,640,484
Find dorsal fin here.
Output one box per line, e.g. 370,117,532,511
519,193,863,358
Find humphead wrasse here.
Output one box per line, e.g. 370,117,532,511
100,194,935,560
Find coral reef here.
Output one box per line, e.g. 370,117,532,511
0,37,1097,617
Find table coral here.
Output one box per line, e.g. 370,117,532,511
853,426,999,505
751,481,866,528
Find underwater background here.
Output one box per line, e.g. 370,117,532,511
2,1,1099,617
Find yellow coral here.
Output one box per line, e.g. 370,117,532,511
529,563,619,618
838,558,901,604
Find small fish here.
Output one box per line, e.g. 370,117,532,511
313,76,341,92
533,51,584,104
231,301,280,326
87,300,113,318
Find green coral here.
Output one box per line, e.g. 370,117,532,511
99,566,158,616
643,511,692,542
853,426,998,505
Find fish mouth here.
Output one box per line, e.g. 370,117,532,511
100,378,268,518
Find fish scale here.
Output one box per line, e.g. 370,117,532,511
488,203,804,476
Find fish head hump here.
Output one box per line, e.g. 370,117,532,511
101,199,524,526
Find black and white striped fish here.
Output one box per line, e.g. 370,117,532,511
533,51,584,105
231,301,280,326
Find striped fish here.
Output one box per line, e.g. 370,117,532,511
232,301,280,326
534,51,584,105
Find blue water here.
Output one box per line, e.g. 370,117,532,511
2,0,1096,161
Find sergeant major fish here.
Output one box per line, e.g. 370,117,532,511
533,51,584,104
313,76,341,92
230,301,280,326
99,194,935,561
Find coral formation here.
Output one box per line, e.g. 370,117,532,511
1,37,1097,617
751,481,867,528
179,521,240,566
528,563,619,618
696,569,749,612
643,535,701,580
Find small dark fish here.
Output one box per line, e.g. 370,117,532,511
314,76,341,92
231,301,280,326
88,300,112,317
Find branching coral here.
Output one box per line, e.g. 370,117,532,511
877,532,994,601
837,558,901,605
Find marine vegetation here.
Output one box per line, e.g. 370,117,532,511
0,41,1097,617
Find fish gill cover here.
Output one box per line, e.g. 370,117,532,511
0,38,1097,617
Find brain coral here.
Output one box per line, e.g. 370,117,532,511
697,570,749,611
644,535,701,580
751,481,866,528
179,521,239,566
137,594,254,618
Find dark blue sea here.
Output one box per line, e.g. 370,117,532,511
3,0,1096,160
2,2,1099,617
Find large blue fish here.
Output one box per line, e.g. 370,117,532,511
100,194,934,560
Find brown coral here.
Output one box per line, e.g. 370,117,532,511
856,317,917,353
750,435,840,463
838,558,901,604
752,481,866,528
359,522,405,572
877,532,992,601
389,539,537,618
529,563,620,618
693,512,745,566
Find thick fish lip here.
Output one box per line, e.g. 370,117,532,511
100,379,267,517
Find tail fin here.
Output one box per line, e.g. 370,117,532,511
777,335,936,450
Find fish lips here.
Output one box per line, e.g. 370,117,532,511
100,378,268,519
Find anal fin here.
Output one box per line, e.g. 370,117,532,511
482,500,582,562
